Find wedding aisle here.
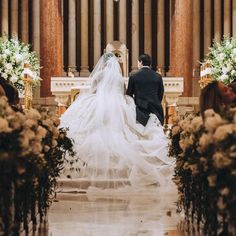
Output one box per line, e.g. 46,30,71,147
47,192,183,236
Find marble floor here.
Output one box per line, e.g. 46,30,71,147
47,191,183,236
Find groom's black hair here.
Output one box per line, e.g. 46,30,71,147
138,54,151,66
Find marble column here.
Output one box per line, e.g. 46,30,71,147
94,0,102,65
119,0,126,44
80,0,89,76
204,0,211,56
234,0,236,37
40,0,63,97
157,0,165,73
1,0,9,35
224,0,231,36
32,0,40,55
11,0,18,37
193,0,200,68
106,0,114,43
214,0,222,42
68,0,76,70
170,0,193,96
131,0,139,71
21,0,29,43
144,0,152,55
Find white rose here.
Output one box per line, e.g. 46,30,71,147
232,48,236,54
0,118,12,133
5,63,13,70
15,54,23,63
220,187,230,196
213,152,232,168
207,175,217,187
218,53,225,61
219,74,228,82
213,124,234,141
1,73,8,79
172,125,180,136
222,67,230,74
4,49,10,55
10,75,18,83
231,70,236,76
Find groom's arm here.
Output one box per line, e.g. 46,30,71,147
126,76,135,97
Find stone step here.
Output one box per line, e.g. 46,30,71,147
56,178,131,193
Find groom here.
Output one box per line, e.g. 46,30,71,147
126,54,164,126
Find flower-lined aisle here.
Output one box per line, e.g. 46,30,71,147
170,109,236,235
0,97,75,235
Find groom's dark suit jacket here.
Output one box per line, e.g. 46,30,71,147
126,67,164,126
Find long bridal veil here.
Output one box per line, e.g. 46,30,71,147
60,53,174,192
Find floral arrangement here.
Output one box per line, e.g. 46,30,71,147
204,36,236,85
170,109,236,235
0,37,41,90
0,97,75,235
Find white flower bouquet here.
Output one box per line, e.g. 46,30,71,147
169,109,236,235
205,36,236,85
0,37,41,90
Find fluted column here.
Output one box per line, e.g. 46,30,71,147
157,0,165,73
131,0,139,70
11,0,18,37
32,0,40,55
21,0,29,43
68,0,76,70
94,0,102,64
170,0,193,96
224,0,231,36
40,0,63,97
144,0,152,55
1,0,9,35
193,0,200,68
106,0,114,43
119,0,126,44
80,0,89,76
204,0,211,56
214,0,222,42
233,0,236,37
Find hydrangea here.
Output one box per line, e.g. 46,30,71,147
0,37,41,90
205,36,236,85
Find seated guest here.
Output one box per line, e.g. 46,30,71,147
200,80,236,118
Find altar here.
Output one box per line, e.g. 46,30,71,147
50,76,184,123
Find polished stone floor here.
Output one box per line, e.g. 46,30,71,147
47,191,183,236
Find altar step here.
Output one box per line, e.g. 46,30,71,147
56,178,131,193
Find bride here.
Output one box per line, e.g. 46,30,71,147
60,53,173,190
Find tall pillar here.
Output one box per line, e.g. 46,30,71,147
224,0,231,36
21,0,29,43
32,0,40,55
204,0,211,56
144,0,152,55
157,0,165,73
40,0,63,97
80,0,89,76
233,0,236,37
94,0,102,65
1,0,9,35
170,0,193,96
131,0,139,70
119,0,126,44
214,0,222,42
193,0,200,68
11,0,18,37
106,0,114,43
68,0,76,70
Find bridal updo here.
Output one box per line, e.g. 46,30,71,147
103,52,115,63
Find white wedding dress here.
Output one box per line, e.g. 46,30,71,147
60,53,174,192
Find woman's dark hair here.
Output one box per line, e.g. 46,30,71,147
199,81,223,117
138,54,152,66
0,76,19,105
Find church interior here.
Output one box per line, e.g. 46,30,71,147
1,0,236,235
